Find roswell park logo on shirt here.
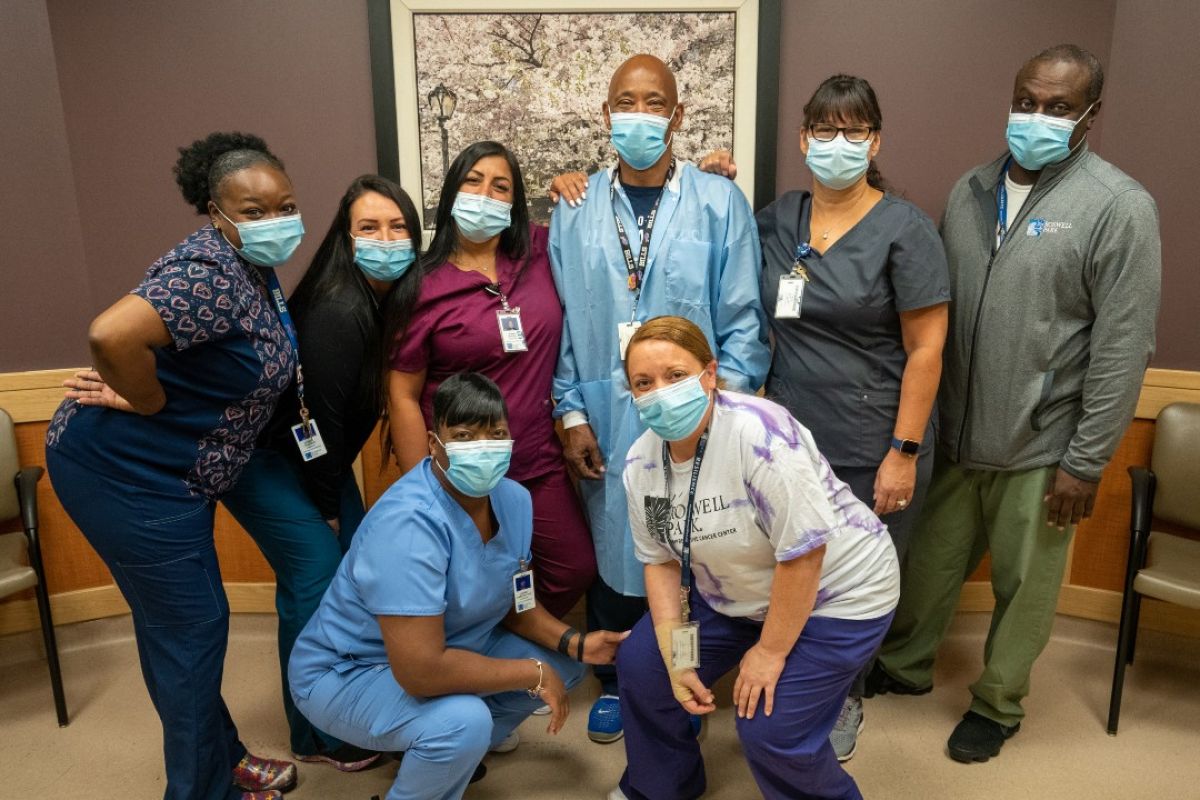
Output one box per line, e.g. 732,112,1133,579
645,493,741,547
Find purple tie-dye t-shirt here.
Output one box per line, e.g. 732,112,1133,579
623,391,898,622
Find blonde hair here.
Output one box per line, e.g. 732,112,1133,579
624,316,723,386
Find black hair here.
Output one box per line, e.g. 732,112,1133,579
422,141,531,279
288,174,423,417
173,131,285,215
432,373,508,431
1026,44,1105,104
801,75,893,193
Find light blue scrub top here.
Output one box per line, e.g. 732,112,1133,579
289,458,532,700
548,161,770,596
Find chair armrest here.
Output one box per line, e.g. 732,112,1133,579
1126,466,1156,567
15,466,44,536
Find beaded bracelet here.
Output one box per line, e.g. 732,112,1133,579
526,658,544,699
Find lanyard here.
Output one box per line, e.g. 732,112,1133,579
994,156,1014,253
611,159,675,298
263,269,312,433
661,428,708,622
483,281,514,311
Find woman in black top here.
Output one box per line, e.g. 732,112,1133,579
222,174,423,770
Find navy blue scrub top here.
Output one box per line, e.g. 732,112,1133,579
757,191,950,467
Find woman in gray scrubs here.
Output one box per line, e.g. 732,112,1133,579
702,73,950,762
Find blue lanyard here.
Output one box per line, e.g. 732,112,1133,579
994,156,1014,253
661,428,708,623
262,269,311,430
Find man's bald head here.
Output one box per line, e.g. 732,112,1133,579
607,54,679,109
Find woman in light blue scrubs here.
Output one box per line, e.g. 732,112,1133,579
288,373,628,800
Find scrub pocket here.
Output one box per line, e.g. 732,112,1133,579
118,551,225,627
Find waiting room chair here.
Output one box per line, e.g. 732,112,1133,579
1107,401,1200,735
0,407,68,726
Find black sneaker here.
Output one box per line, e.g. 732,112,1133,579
947,711,1020,763
862,662,932,698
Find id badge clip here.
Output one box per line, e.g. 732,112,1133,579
497,308,529,353
291,418,328,462
775,270,808,320
618,320,642,361
512,561,536,613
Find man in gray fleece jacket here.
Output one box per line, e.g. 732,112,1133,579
866,44,1161,762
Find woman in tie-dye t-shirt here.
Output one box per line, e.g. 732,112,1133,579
611,316,898,800
45,132,302,800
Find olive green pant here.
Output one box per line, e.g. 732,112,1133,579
877,455,1072,727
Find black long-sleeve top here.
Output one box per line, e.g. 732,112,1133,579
260,280,382,519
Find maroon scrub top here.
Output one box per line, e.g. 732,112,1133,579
391,224,565,481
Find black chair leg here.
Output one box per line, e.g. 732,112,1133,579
30,549,68,726
1107,588,1139,735
1126,593,1143,666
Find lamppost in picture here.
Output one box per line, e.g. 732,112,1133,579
428,83,457,176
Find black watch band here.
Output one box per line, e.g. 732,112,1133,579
890,436,920,456
557,626,579,657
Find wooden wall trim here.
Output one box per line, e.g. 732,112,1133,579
0,582,278,637
957,581,1200,639
3,367,1200,424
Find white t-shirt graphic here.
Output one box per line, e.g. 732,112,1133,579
623,391,899,622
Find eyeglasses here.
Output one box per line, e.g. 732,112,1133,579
808,124,875,143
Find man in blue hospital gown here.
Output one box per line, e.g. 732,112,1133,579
549,53,769,743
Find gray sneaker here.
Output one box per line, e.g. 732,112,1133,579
830,696,864,762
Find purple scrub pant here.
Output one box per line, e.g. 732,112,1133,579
617,591,892,800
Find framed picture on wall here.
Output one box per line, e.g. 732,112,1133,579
367,0,780,234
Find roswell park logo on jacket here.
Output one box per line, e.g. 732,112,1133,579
644,492,741,547
1026,218,1073,237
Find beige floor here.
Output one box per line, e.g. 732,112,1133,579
2,610,1198,799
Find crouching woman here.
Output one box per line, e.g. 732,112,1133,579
612,317,900,800
288,372,626,800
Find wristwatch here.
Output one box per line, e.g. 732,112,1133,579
890,437,921,457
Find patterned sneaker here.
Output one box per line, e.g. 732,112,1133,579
588,694,623,743
489,730,520,753
830,696,864,762
241,793,283,800
293,743,381,772
233,752,298,793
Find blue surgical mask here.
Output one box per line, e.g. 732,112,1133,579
1005,103,1094,170
215,206,305,267
610,111,674,171
451,193,512,243
435,436,513,497
353,236,415,282
805,134,871,190
633,374,711,442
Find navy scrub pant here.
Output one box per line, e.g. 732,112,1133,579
220,447,364,756
616,591,892,800
47,449,246,800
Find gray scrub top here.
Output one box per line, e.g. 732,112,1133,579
757,191,950,467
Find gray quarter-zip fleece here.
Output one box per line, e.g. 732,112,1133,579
937,144,1161,481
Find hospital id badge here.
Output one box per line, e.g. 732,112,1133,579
512,567,536,613
618,321,642,361
670,621,700,670
775,274,806,319
497,308,528,353
290,419,328,462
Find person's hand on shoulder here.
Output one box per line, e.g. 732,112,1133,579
697,149,737,179
549,171,589,207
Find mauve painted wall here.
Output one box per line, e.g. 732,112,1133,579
1102,0,1200,370
0,0,94,370
0,0,377,372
